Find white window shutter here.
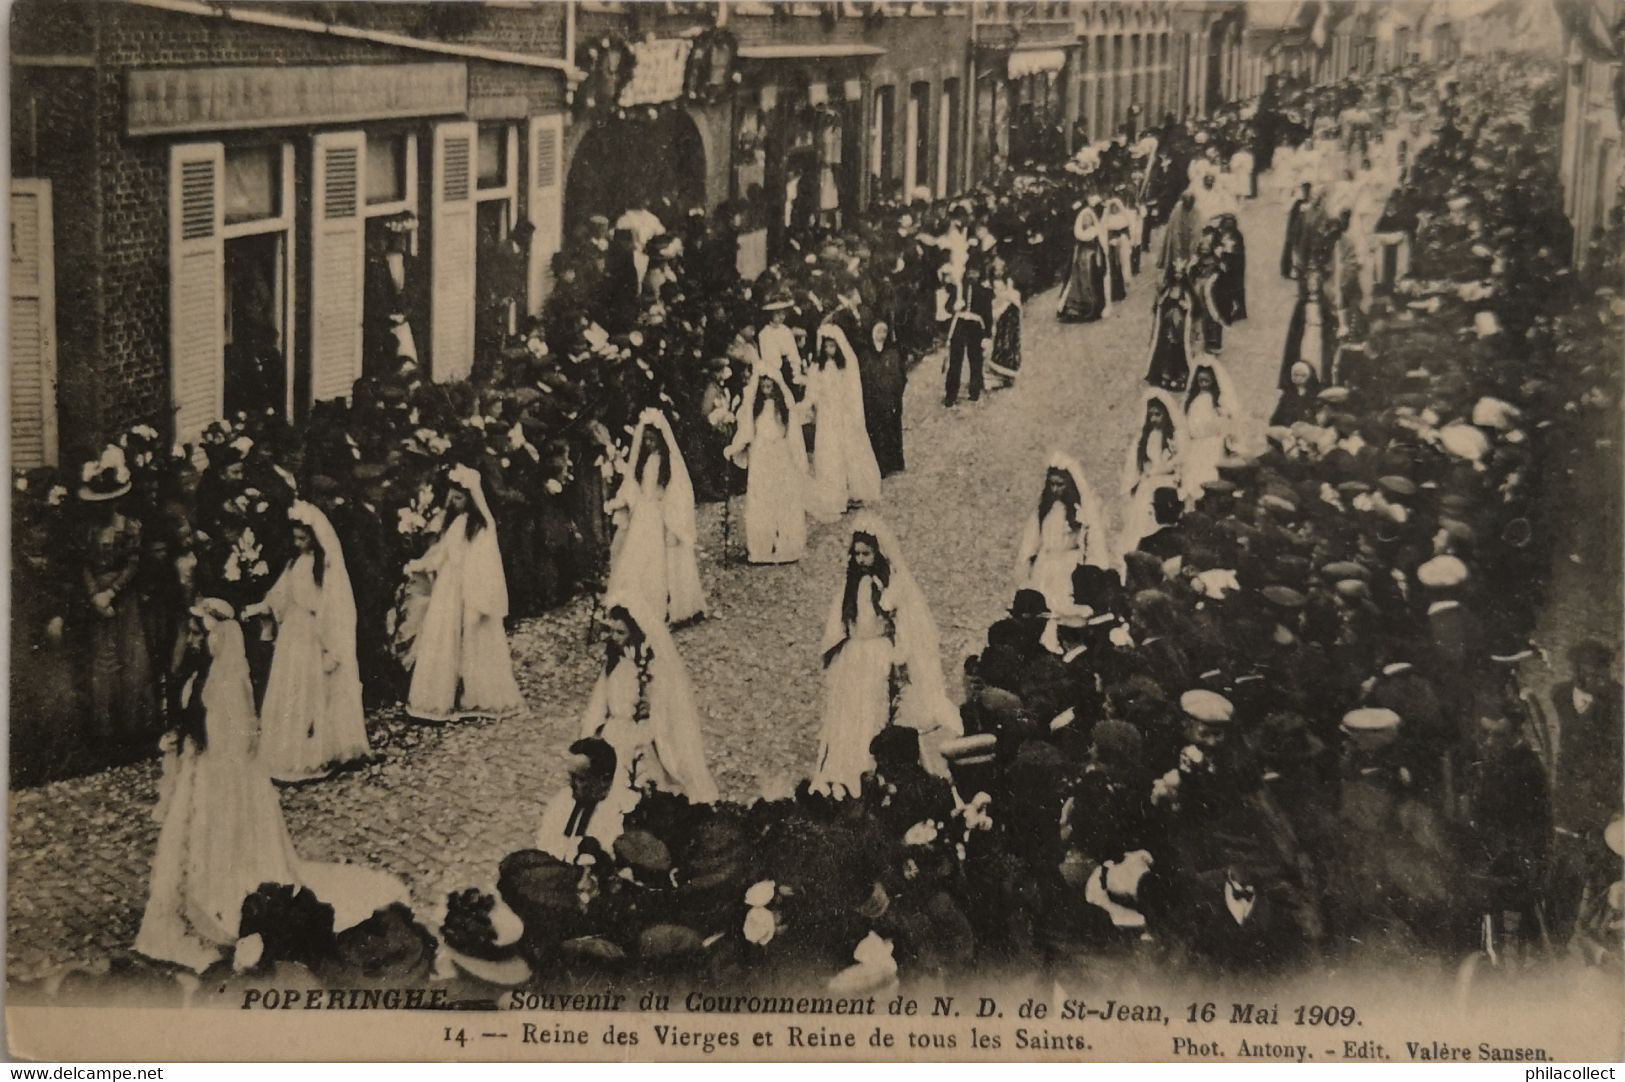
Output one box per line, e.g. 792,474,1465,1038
430,121,477,382
10,179,57,468
310,130,366,403
168,143,226,443
936,90,951,199
526,113,566,316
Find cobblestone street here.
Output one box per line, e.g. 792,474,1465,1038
7,188,1300,982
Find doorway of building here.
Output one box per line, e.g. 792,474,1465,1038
564,110,707,238
223,232,287,420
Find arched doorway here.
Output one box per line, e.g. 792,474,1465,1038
564,109,707,237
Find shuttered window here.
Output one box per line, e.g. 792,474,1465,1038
526,113,566,315
10,180,57,467
169,143,226,443
310,131,366,403
430,121,477,382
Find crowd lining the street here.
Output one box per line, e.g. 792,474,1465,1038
10,50,1625,1000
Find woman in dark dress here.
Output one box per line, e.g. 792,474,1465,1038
1216,214,1248,322
1145,281,1194,393
77,453,160,762
1057,202,1109,323
1103,195,1139,304
1269,361,1323,427
987,254,1024,389
1278,270,1341,390
863,316,908,476
11,501,85,783
1191,243,1228,356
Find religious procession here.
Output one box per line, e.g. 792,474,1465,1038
6,0,1623,1031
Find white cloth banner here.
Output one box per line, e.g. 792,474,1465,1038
1007,49,1067,80
619,39,695,108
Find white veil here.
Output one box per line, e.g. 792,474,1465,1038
1016,451,1113,582
582,590,719,804
813,323,871,427
448,463,509,622
621,408,699,553
1120,388,1187,498
727,360,808,475
199,605,259,761
1186,355,1243,425
821,512,961,740
288,501,360,681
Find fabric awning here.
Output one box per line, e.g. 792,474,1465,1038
737,44,886,61
1007,48,1067,80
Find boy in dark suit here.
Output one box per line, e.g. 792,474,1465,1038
941,259,993,408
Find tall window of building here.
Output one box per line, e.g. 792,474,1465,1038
361,131,419,380
222,142,294,419
473,122,520,355
907,81,931,195
939,77,961,197
871,84,896,200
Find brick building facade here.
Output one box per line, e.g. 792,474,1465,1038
10,0,1254,468
11,0,572,463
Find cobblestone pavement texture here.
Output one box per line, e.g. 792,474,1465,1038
10,183,1309,981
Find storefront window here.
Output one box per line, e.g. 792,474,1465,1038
225,145,281,225
477,124,509,190
366,133,409,206
221,141,292,418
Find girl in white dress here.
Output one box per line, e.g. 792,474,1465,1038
805,325,883,523
605,409,707,625
812,514,960,799
136,600,407,972
579,592,718,803
724,360,809,565
1180,358,1241,506
1118,389,1186,557
247,501,370,782
404,464,526,722
1014,452,1112,611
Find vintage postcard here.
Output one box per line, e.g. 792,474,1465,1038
7,0,1623,1064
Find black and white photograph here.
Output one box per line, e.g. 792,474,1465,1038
5,0,1624,1064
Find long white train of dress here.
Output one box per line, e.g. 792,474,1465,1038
136,625,406,973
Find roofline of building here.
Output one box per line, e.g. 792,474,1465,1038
123,0,585,81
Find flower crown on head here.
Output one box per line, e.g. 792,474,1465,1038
189,597,236,626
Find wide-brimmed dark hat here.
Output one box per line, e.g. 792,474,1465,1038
869,724,921,767
615,830,674,885
326,903,437,984
1008,588,1049,618
438,888,532,986
1071,564,1122,612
